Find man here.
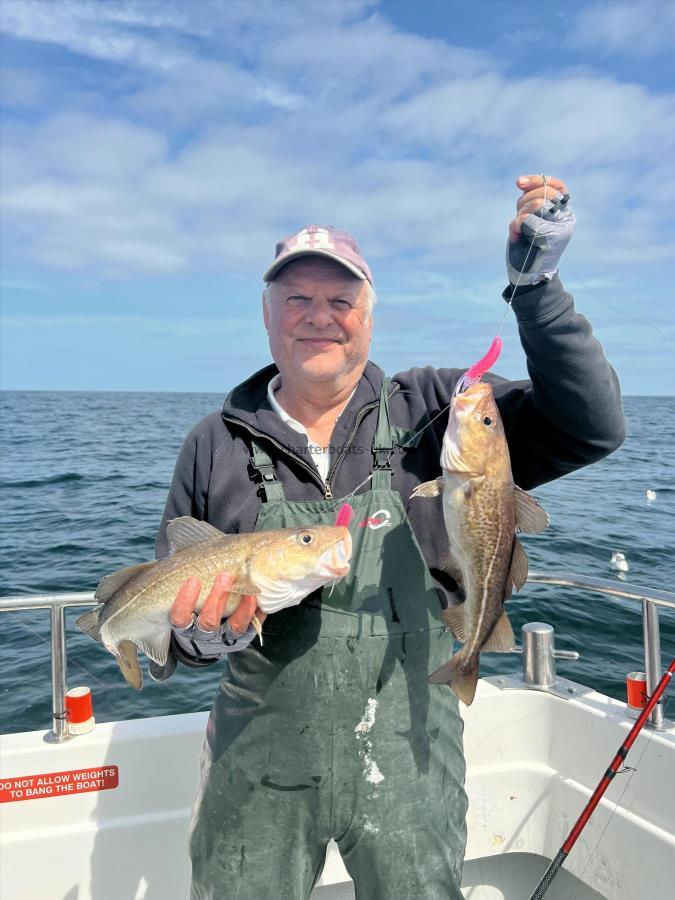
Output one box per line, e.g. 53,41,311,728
154,175,625,899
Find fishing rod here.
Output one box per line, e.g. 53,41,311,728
528,658,675,900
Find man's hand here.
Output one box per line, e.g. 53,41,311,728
506,173,576,286
169,573,267,659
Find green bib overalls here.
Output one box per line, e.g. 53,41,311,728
189,381,468,899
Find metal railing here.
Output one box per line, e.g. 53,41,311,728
0,573,673,741
527,572,672,729
0,592,95,742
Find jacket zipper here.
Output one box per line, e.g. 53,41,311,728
324,382,401,496
224,382,400,501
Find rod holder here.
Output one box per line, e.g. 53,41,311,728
642,600,664,730
49,604,70,742
522,622,557,689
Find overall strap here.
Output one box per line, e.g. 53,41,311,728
371,377,394,490
248,436,286,502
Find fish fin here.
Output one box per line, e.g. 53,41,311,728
410,477,443,499
481,610,516,652
76,608,102,641
112,610,172,667
508,538,529,594
427,655,479,706
116,640,143,690
441,435,474,474
514,487,549,533
95,561,156,603
441,604,467,642
166,517,225,554
228,565,261,596
134,634,171,667
251,615,263,646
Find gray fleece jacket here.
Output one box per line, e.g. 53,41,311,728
155,276,625,671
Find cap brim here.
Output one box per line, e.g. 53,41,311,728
263,249,368,284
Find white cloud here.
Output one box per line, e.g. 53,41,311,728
570,1,675,56
379,73,675,169
1,114,184,271
0,0,673,289
1,0,193,70
0,0,306,112
4,114,166,179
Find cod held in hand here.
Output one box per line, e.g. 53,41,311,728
77,517,352,690
412,382,549,705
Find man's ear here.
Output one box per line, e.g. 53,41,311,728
262,290,270,332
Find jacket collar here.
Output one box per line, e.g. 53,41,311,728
221,360,386,452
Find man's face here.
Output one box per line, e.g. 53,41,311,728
263,258,373,389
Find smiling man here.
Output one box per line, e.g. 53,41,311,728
155,178,625,900
262,251,374,452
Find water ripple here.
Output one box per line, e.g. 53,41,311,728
1,392,673,731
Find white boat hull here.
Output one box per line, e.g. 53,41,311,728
1,677,673,899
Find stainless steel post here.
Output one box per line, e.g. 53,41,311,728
50,603,70,742
522,622,556,688
642,600,664,730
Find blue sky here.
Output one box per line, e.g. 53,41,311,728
1,0,673,394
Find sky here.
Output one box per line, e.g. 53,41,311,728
1,0,673,394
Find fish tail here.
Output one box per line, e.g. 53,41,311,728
427,655,480,706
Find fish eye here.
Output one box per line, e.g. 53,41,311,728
483,416,492,426
299,532,313,545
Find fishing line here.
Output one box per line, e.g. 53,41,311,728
330,473,373,507
386,177,553,460
497,175,551,333
328,177,557,501
15,615,110,689
565,256,675,359
397,402,458,452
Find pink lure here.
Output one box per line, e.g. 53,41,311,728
463,336,503,387
335,503,354,527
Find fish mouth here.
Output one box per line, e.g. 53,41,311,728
319,533,352,579
453,372,477,397
452,381,490,409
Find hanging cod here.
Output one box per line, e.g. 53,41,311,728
411,381,549,705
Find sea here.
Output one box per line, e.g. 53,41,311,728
1,391,673,733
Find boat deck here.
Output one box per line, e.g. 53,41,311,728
315,851,605,898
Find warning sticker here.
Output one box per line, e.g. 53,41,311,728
0,766,118,802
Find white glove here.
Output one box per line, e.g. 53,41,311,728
172,615,257,659
507,192,576,286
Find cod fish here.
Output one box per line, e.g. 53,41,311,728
77,517,352,690
411,382,549,705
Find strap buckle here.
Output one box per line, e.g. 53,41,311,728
248,457,282,501
373,448,392,470
249,457,278,483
